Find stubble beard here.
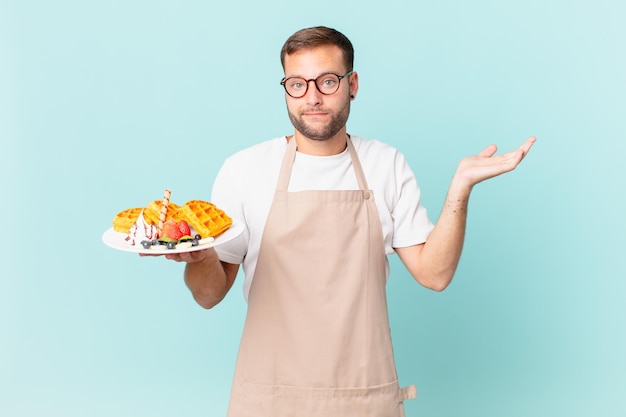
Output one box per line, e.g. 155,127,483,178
288,102,351,141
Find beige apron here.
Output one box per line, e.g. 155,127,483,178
227,137,416,417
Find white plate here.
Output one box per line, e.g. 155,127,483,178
102,218,244,254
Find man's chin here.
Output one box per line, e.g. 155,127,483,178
295,125,334,141
299,131,335,141
291,117,343,141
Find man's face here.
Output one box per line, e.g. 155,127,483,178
282,45,357,141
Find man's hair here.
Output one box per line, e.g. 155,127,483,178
280,26,354,72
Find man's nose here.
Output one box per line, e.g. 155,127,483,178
304,80,322,103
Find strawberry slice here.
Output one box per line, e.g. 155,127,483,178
178,220,191,237
161,220,183,240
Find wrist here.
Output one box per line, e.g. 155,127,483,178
448,173,473,200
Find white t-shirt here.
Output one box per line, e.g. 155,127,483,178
212,136,434,300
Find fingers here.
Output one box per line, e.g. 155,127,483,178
165,252,194,262
508,136,536,167
500,136,536,170
138,248,212,263
480,136,535,161
519,136,536,156
165,248,212,263
479,144,498,158
164,253,184,262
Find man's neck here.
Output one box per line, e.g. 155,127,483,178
292,130,348,156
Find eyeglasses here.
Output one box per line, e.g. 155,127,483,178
280,70,353,98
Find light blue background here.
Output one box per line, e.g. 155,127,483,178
2,0,625,416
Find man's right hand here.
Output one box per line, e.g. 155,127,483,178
164,247,213,263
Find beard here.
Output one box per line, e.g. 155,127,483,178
287,101,350,141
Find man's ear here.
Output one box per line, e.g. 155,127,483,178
349,71,359,100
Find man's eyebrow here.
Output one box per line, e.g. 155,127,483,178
284,71,342,79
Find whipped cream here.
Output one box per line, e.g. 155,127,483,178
125,210,158,246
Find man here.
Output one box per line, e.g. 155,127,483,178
167,26,535,416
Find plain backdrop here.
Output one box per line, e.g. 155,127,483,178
1,0,625,416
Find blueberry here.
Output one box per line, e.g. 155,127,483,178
192,239,199,246
141,240,151,249
166,241,176,250
194,234,201,240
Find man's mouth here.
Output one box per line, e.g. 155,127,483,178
301,109,328,117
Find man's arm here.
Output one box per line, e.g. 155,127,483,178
395,137,536,292
166,249,239,309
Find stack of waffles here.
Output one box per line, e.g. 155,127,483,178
113,196,232,239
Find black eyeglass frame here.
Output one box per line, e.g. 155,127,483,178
280,70,354,98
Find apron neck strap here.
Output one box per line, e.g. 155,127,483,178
276,136,370,192
346,136,370,191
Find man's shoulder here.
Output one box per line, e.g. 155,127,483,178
352,135,403,161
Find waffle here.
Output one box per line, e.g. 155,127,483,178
143,200,182,225
181,200,232,238
112,207,143,233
